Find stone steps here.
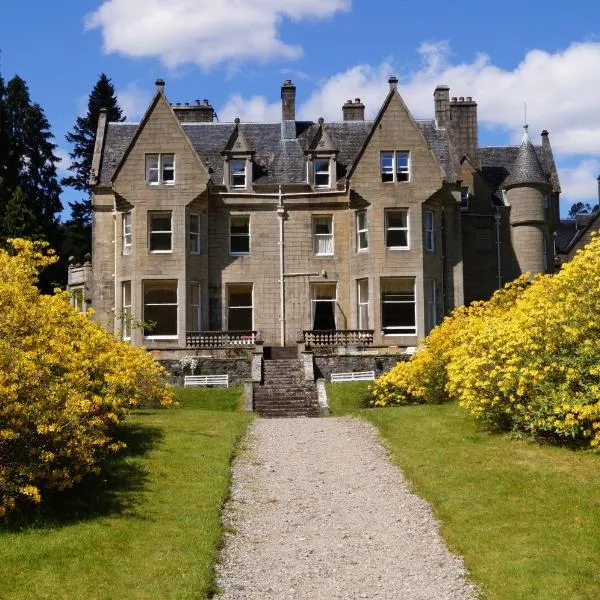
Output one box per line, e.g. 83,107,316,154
253,357,320,418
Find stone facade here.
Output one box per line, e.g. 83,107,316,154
70,77,561,357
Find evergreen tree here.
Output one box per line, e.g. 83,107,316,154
62,73,124,224
2,186,38,237
0,75,62,240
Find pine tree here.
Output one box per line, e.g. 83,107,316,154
62,73,124,224
0,75,62,240
2,186,38,237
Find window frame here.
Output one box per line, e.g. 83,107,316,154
146,153,175,185
312,214,334,256
385,209,410,250
188,281,201,332
122,212,132,255
142,280,178,340
356,210,368,251
314,158,331,189
310,282,338,331
425,279,437,332
229,214,250,256
380,277,417,336
121,281,132,340
357,279,369,330
189,213,201,254
381,151,410,183
423,209,435,252
230,158,247,189
227,284,253,331
460,186,470,211
148,211,173,254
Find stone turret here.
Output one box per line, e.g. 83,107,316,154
504,126,552,275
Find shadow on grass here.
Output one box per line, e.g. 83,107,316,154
4,423,164,531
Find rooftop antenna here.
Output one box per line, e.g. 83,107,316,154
523,102,528,131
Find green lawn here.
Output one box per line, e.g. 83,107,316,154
327,382,600,600
0,387,252,600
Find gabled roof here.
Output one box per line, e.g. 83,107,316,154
307,119,337,153
223,121,253,154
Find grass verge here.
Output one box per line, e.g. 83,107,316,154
327,382,600,600
0,387,252,600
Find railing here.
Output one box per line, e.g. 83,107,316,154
186,331,257,348
303,329,374,348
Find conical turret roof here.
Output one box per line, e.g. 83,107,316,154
504,126,548,188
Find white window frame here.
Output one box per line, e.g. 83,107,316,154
423,209,435,252
229,215,250,256
227,284,253,331
357,210,368,251
148,211,173,253
146,153,175,185
312,214,334,256
143,280,178,340
188,282,201,332
121,281,132,340
381,277,417,336
123,212,132,255
314,158,331,188
425,279,437,332
230,158,247,189
189,214,200,254
357,279,369,330
381,151,410,183
385,209,410,250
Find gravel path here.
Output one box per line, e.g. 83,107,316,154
216,417,477,599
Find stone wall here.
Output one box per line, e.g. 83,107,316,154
313,355,406,382
160,357,252,386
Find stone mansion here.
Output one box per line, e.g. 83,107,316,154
68,77,561,355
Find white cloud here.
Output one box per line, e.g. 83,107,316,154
117,82,153,121
216,41,600,204
85,0,350,69
559,159,600,203
54,148,72,177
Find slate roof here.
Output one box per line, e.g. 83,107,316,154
98,119,458,187
555,219,578,252
479,143,556,203
503,131,548,187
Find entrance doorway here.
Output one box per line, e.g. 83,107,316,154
311,283,337,330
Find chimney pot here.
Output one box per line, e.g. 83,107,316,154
346,99,352,104
388,76,399,91
451,97,457,102
155,78,165,92
541,129,549,136
355,97,360,103
466,96,472,101
459,96,464,101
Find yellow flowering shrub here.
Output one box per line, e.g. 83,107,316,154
0,239,174,519
370,233,600,449
369,276,529,406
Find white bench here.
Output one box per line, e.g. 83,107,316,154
184,374,229,388
330,371,375,383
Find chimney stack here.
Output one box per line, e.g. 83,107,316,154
155,78,165,94
448,95,479,164
433,85,450,127
388,76,398,92
342,98,365,121
172,98,214,122
281,80,296,121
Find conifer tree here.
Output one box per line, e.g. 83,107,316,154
62,73,124,224
0,75,62,240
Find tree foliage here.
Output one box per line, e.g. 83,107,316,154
370,237,600,449
62,73,123,225
0,239,174,519
0,74,62,245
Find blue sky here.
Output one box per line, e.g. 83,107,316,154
2,1,600,217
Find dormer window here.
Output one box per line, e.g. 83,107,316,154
230,159,247,188
146,154,175,185
314,158,331,188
